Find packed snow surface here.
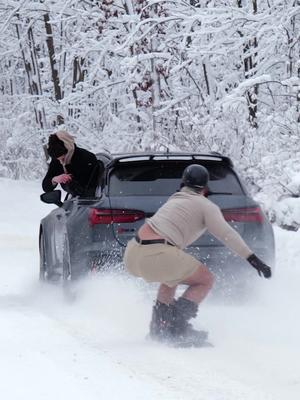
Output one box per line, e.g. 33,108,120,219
0,178,300,400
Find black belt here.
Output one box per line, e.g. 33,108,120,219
135,234,174,246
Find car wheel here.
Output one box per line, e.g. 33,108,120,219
40,228,71,285
61,235,77,301
39,230,61,282
62,234,71,282
39,231,47,281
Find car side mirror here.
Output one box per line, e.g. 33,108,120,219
40,190,63,207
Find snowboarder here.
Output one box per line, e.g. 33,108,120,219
42,131,102,197
123,164,272,347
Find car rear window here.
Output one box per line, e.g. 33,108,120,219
108,161,243,196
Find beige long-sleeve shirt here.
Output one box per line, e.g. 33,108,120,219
146,187,252,259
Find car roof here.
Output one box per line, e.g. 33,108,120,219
96,151,113,164
105,151,233,167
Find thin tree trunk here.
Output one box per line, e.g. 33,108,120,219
15,20,44,129
28,26,47,129
72,57,85,89
43,12,64,124
237,0,258,128
202,62,210,96
9,60,14,95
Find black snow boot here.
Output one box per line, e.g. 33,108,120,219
171,297,208,342
149,300,174,341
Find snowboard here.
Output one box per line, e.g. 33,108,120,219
147,330,213,348
168,330,213,348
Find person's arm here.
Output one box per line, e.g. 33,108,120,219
204,202,271,278
66,149,100,194
42,160,64,192
204,203,252,258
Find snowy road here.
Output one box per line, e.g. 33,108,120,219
0,178,300,400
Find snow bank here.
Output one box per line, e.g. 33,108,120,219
0,178,300,400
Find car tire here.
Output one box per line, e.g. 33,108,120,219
39,230,47,281
62,234,71,282
39,228,72,286
61,235,77,301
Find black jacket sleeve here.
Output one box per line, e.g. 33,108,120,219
42,159,64,192
42,147,102,196
65,148,101,196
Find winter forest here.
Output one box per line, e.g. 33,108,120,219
1,1,300,218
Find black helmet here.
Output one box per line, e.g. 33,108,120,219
182,164,209,189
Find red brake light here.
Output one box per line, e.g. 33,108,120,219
222,207,264,223
89,208,145,225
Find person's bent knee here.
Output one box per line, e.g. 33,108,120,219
182,264,214,288
204,268,214,289
196,265,214,289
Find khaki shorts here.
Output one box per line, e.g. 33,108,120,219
123,239,200,287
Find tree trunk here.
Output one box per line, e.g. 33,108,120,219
237,0,258,128
72,56,86,89
43,13,64,124
28,26,47,129
15,20,45,129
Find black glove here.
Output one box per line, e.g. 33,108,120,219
247,254,272,278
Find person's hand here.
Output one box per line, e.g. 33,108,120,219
52,174,72,185
247,254,272,278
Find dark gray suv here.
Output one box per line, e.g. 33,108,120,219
40,151,275,296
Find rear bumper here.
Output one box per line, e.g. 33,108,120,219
70,241,275,283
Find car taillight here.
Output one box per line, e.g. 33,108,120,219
222,207,264,223
89,208,145,225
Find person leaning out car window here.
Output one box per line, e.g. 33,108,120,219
42,131,102,197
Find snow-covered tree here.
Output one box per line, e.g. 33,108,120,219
0,0,299,207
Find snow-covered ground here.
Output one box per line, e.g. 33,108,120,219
0,178,300,400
